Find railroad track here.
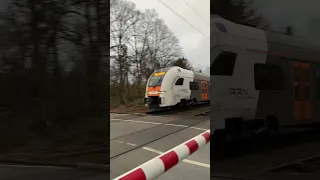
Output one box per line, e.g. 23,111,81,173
211,127,320,179
211,127,320,162
240,152,320,180
146,102,210,116
110,110,210,160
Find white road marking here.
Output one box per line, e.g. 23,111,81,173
182,159,210,168
123,119,162,125
142,147,210,168
115,141,124,144
190,127,208,131
164,123,189,128
142,147,163,154
113,119,208,131
113,140,210,168
126,143,137,146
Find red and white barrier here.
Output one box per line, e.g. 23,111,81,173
113,130,210,180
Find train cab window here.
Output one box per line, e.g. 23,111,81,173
175,78,184,86
210,51,237,76
254,63,284,90
148,76,163,87
189,82,199,90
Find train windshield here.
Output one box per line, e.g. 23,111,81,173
148,72,165,87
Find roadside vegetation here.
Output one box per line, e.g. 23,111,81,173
110,0,205,113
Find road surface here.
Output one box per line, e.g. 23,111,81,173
110,112,210,180
0,164,109,180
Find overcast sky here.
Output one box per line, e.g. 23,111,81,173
128,0,210,71
252,0,320,39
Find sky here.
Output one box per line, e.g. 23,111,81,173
126,0,320,73
127,0,210,72
252,0,320,39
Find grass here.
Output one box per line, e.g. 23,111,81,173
110,97,148,114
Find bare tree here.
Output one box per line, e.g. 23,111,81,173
110,0,184,107
142,9,182,80
171,58,193,70
212,0,271,29
110,0,141,103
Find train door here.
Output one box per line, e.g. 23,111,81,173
201,81,208,101
292,62,313,121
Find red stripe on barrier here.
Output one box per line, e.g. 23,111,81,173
202,132,210,143
185,140,199,155
119,168,146,180
159,151,179,172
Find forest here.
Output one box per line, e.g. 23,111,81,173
0,0,109,152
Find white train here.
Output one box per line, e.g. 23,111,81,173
211,14,320,139
145,66,210,109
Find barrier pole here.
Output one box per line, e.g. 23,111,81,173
114,129,210,180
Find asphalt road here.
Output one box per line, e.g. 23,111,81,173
110,112,210,180
0,164,109,180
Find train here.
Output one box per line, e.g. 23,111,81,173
211,14,320,140
145,66,210,109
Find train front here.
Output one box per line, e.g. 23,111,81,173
145,68,170,109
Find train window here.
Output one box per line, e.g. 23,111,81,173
304,86,310,100
254,63,284,90
317,79,320,100
302,69,310,82
175,78,184,86
295,86,301,101
210,51,237,76
294,67,301,82
189,82,199,90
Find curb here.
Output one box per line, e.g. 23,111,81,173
0,160,109,172
114,130,210,180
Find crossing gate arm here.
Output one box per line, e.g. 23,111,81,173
114,129,211,180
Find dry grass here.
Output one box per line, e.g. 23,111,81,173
110,84,148,114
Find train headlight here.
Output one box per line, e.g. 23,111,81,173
148,91,158,95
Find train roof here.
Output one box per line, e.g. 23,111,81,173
264,31,320,52
193,71,210,81
211,15,320,60
153,66,209,80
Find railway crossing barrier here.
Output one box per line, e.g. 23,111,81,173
113,129,210,180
